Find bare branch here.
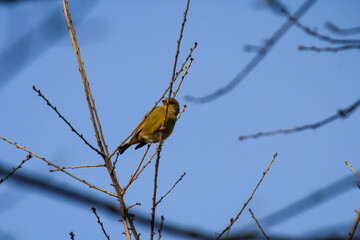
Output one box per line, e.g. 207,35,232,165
122,144,151,194
127,202,141,210
69,232,75,240
348,209,360,240
185,0,317,103
325,22,360,36
92,207,111,240
32,86,103,157
299,45,360,52
151,1,191,239
248,208,270,240
173,56,195,98
177,104,187,120
62,0,107,155
281,9,360,44
63,2,138,238
216,153,278,239
157,216,165,240
50,164,105,172
0,135,117,197
0,154,32,184
345,161,360,181
239,98,360,141
156,172,186,206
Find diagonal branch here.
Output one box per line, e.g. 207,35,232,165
156,172,186,206
248,208,270,240
62,0,107,156
216,153,278,239
239,98,360,141
348,209,360,240
0,154,32,184
345,161,360,181
62,2,138,239
173,57,195,98
92,207,111,240
32,85,103,157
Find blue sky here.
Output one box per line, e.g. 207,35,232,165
1,0,360,239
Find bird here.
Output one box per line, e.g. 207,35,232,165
119,98,180,154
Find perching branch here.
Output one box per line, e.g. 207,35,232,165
151,0,191,239
111,41,196,160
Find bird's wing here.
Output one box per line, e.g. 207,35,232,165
141,106,165,134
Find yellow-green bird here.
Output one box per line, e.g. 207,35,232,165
119,98,180,154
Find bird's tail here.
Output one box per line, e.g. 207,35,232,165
119,143,131,154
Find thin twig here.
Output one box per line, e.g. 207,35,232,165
239,98,360,141
91,207,111,240
172,42,198,92
157,216,165,240
32,86,103,157
177,104,187,120
185,0,317,103
248,208,270,240
173,57,194,98
124,150,158,193
122,144,151,194
325,22,360,36
156,172,186,206
113,151,120,168
216,153,278,239
0,154,32,184
69,232,75,240
0,136,117,197
345,161,360,181
127,202,141,210
298,45,360,52
50,164,105,172
151,1,191,239
348,209,360,240
281,9,360,45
